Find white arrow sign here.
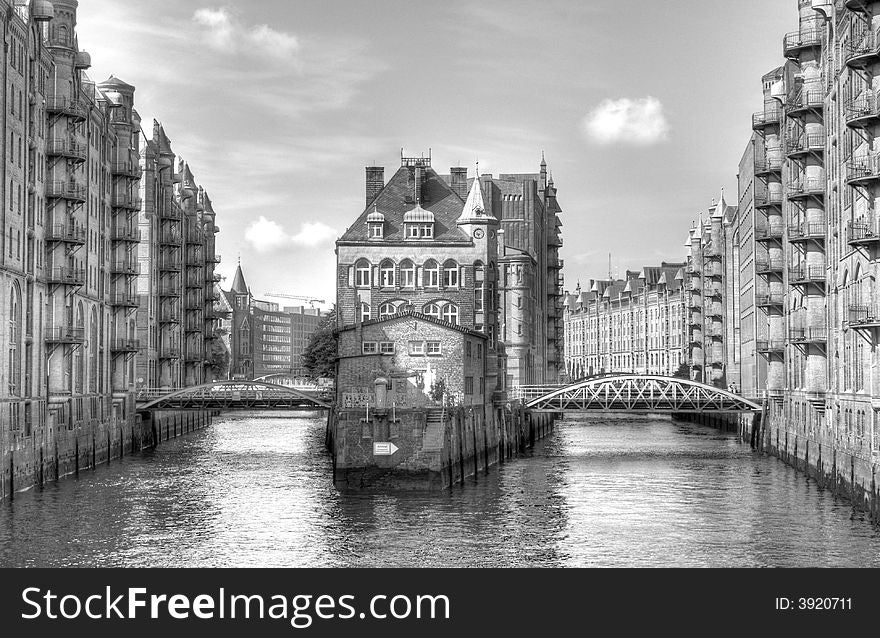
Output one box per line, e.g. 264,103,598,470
373,442,399,456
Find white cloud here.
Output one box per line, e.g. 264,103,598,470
582,96,670,146
193,7,299,59
245,217,336,252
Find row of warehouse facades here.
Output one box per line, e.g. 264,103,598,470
564,0,880,466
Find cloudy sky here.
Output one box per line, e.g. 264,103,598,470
77,0,794,303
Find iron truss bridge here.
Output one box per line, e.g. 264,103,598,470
136,381,332,411
511,375,762,414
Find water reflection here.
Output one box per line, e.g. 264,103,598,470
1,412,879,567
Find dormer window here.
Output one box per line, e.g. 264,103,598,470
367,208,385,239
403,204,434,239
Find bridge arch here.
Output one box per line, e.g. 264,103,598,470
520,375,762,413
136,381,331,411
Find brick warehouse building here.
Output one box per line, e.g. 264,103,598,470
330,151,561,487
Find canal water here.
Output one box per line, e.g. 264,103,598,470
1,413,879,568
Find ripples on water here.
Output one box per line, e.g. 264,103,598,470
1,412,879,568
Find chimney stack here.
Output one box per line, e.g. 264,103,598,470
450,167,468,199
366,166,384,205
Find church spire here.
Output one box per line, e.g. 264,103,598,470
231,262,249,295
456,172,496,224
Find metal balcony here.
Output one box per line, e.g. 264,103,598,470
186,276,204,289
755,294,784,309
784,28,822,60
159,257,182,272
755,258,785,275
756,340,785,355
754,157,783,176
45,96,87,121
755,224,784,242
789,327,828,344
847,221,880,248
110,226,141,243
754,189,783,209
110,260,140,276
46,181,87,202
110,338,141,353
109,293,138,308
208,254,222,264
157,283,180,297
46,267,85,286
159,204,182,221
185,229,203,244
788,265,826,286
847,305,880,328
45,224,86,245
786,89,824,116
112,192,142,211
788,221,826,243
184,351,204,364
159,309,181,324
158,346,181,360
845,91,880,129
47,138,87,162
785,133,825,158
184,321,203,333
45,326,85,344
846,155,880,188
787,179,825,200
111,162,142,179
158,230,181,245
844,28,880,70
752,108,782,131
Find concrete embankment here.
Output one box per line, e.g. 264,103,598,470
327,403,555,490
1,410,215,502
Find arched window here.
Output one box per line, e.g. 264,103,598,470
423,260,440,288
443,260,459,288
379,302,398,319
355,259,371,288
400,259,416,288
441,303,459,325
75,302,85,394
89,308,98,393
8,284,21,396
379,259,395,288
423,303,441,319
360,303,372,322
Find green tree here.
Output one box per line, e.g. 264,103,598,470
429,378,446,404
303,309,337,380
205,329,230,380
673,363,690,380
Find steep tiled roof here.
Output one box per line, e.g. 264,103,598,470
339,166,470,243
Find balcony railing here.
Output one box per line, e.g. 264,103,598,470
45,96,86,120
756,340,785,354
159,257,182,272
788,221,826,242
110,226,141,243
47,137,87,161
844,27,880,69
208,254,222,264
789,327,828,343
110,260,140,276
184,321,203,333
157,283,180,297
159,309,181,324
185,228,203,244
787,178,825,199
846,154,880,187
754,189,783,208
46,267,85,286
109,293,138,308
786,89,824,115
847,220,880,247
158,346,181,360
111,162,142,179
755,294,784,308
845,91,880,128
158,230,181,245
755,258,785,274
45,224,86,245
752,108,782,130
848,305,880,327
159,203,182,220
785,133,825,157
788,264,826,285
46,181,87,202
112,192,142,210
754,157,783,175
784,28,823,59
45,326,85,344
110,338,141,353
755,224,784,241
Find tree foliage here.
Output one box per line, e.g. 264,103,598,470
303,309,338,380
673,363,690,380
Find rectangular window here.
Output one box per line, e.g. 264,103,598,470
379,342,394,354
465,377,474,395
474,281,483,312
465,341,472,358
401,267,415,287
362,342,378,354
427,341,442,356
409,341,425,356
443,267,458,288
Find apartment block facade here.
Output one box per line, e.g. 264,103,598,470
562,264,688,379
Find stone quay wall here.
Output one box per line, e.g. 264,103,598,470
1,410,214,502
327,402,555,490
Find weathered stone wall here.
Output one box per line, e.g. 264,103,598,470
328,402,555,490
0,410,213,502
